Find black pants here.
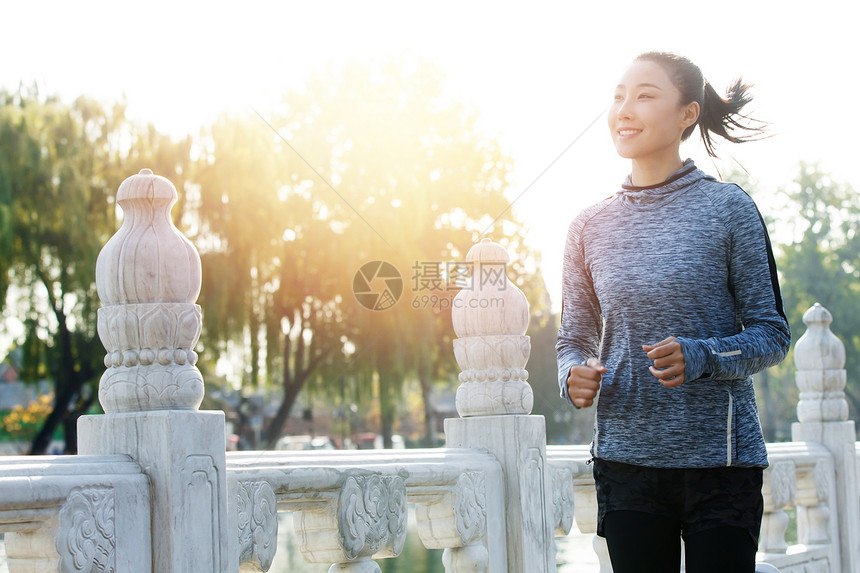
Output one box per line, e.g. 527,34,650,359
603,510,758,573
593,459,763,573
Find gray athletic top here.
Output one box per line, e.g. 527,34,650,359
556,160,790,469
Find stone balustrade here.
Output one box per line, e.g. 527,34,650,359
0,454,150,572
226,448,505,572
547,441,847,573
759,442,837,571
3,169,860,573
547,445,612,572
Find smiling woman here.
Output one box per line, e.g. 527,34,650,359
557,52,790,573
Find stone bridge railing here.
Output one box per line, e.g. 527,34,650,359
0,454,151,572
226,448,508,571
1,169,858,572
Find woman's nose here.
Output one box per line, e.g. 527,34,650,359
616,98,633,119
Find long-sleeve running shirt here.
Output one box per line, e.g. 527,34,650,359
556,160,790,469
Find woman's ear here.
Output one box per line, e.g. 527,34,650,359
682,101,700,130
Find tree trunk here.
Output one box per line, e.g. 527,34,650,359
29,380,76,455
418,353,436,447
262,382,301,449
379,371,397,449
29,304,76,455
419,375,435,447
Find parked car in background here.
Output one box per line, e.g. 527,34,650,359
274,435,336,451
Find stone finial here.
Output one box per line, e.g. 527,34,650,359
452,238,528,337
795,303,848,423
795,303,846,371
95,169,204,412
452,239,533,417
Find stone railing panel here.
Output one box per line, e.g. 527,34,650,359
546,445,611,572
755,442,838,572
226,448,506,573
0,454,151,573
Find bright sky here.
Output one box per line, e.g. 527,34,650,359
2,0,857,321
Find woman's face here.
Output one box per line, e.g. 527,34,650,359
608,60,698,162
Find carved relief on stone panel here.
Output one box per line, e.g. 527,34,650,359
523,448,548,540
763,460,796,511
454,471,487,546
182,455,222,572
56,486,116,573
338,474,407,561
237,480,278,571
551,466,575,536
813,459,830,503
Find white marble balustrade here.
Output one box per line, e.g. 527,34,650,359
547,445,611,573
226,448,506,572
0,454,151,572
759,442,837,572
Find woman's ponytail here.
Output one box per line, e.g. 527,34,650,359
634,52,766,157
698,78,764,157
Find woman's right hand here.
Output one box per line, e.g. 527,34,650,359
566,358,606,408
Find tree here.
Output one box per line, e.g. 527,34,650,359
0,88,196,453
195,110,353,448
273,60,548,448
195,59,547,448
773,162,860,422
0,88,126,453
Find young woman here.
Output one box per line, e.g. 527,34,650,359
556,52,790,573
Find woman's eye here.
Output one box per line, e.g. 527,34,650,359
613,94,624,102
638,93,653,100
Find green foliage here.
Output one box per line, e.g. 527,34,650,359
774,163,860,418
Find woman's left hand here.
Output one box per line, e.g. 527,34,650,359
643,336,686,388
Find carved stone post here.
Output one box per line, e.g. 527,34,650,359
444,238,556,571
791,303,860,573
77,169,231,572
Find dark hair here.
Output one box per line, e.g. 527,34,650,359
634,51,765,157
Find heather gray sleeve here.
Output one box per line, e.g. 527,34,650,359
677,188,790,382
556,211,604,404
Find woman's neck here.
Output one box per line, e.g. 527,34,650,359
630,154,686,187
